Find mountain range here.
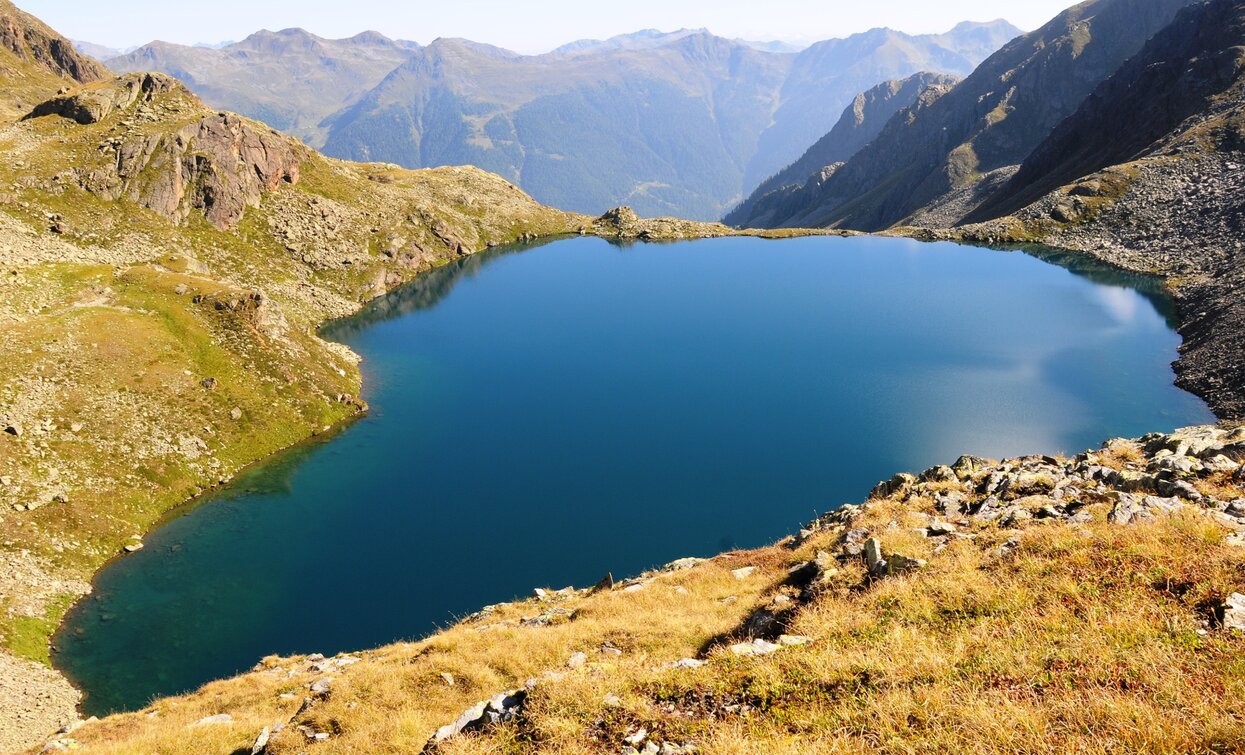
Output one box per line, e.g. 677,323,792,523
100,21,1022,219
4,0,1245,751
728,0,1201,230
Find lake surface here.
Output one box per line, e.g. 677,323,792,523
56,235,1213,714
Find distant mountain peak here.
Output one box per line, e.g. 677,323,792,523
552,28,712,55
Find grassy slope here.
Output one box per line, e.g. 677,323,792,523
42,436,1245,754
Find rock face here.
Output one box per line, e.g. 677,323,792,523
27,72,308,229
972,0,1245,220
26,71,180,124
726,72,959,228
0,0,107,85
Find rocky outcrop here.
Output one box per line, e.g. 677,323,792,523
25,72,180,124
796,425,1245,553
0,0,107,84
27,73,308,229
590,206,736,240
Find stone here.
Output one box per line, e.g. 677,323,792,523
871,472,917,500
624,728,649,746
567,652,587,669
603,693,622,708
863,537,886,577
731,638,781,656
886,553,927,576
731,566,756,580
840,528,870,556
1001,507,1032,527
1108,492,1146,525
1157,479,1203,501
3,423,22,436
200,377,218,390
920,465,957,483
309,678,332,695
430,689,527,744
230,407,243,421
951,455,989,479
251,726,270,755
926,520,957,536
440,673,455,686
671,658,706,669
664,557,704,571
936,492,967,516
1223,593,1245,632
123,543,144,553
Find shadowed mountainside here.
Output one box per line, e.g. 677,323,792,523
725,71,959,227
742,0,1197,231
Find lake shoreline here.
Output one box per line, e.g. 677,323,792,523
48,230,1216,724
0,220,828,749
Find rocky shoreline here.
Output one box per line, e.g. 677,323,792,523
29,420,1245,753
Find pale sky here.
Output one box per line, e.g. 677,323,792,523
21,0,1080,54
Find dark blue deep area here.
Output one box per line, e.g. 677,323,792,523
56,236,1213,714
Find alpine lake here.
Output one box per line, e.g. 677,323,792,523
56,235,1214,713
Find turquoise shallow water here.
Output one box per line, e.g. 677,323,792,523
56,235,1213,714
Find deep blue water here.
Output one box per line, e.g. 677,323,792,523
56,235,1213,714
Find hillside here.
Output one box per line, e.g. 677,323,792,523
0,0,106,118
970,0,1245,219
28,425,1245,754
725,72,958,228
105,29,420,146
744,0,1196,231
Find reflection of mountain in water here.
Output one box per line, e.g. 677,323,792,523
322,239,562,342
1020,246,1177,327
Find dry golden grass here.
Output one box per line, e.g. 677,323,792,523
1097,440,1146,471
47,497,1245,754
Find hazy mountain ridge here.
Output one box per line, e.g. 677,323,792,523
105,28,421,145
321,21,1021,218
